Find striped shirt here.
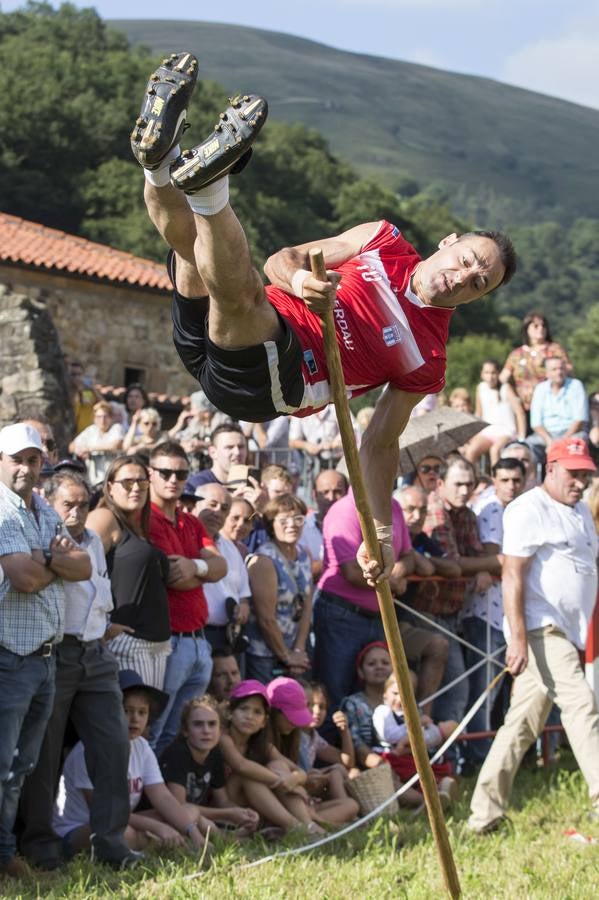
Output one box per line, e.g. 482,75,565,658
0,481,65,655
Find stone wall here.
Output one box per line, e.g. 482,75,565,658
0,264,198,396
0,285,74,451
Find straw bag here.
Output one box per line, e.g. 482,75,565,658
347,762,399,817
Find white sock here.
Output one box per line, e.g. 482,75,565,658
143,144,181,187
186,176,230,216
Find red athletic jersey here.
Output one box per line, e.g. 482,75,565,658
266,221,454,416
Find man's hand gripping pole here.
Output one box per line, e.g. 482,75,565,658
309,248,461,899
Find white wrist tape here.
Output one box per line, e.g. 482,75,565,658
194,558,209,577
291,268,311,299
375,525,393,546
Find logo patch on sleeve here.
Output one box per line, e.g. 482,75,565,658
391,226,400,237
303,349,318,375
382,324,402,347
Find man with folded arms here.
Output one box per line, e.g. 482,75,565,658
0,424,90,880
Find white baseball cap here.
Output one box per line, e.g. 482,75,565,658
0,423,44,455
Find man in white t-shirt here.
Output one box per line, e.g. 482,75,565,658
469,437,599,833
193,483,251,653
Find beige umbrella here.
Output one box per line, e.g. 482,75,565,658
399,406,488,473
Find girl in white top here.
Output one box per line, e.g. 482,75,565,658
466,360,527,465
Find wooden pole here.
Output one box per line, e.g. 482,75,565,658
309,248,461,898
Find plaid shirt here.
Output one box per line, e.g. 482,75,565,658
0,481,65,654
416,490,483,616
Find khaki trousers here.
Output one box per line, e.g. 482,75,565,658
469,625,599,830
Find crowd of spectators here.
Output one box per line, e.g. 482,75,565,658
1,310,598,880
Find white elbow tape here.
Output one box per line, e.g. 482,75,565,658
291,268,311,299
194,558,209,578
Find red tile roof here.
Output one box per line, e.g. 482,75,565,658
0,212,171,291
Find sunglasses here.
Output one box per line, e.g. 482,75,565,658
150,467,189,482
418,464,442,474
113,477,149,492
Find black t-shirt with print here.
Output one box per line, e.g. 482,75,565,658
160,737,225,805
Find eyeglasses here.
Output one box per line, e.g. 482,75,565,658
196,496,231,512
150,467,189,482
418,464,442,474
113,477,149,492
274,514,305,526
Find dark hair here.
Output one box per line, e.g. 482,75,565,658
97,455,150,538
492,457,526,478
227,694,271,764
122,687,162,722
211,646,236,660
521,311,552,345
459,230,517,289
209,422,245,445
263,493,307,539
481,358,501,371
270,709,301,764
45,470,91,502
124,382,150,410
443,456,476,482
149,440,188,464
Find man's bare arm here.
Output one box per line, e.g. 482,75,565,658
357,386,424,583
264,221,380,290
502,554,533,676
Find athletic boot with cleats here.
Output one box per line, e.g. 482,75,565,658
131,51,198,170
170,94,267,193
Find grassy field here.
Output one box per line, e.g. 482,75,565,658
4,755,599,899
111,20,599,223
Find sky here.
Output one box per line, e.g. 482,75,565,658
3,0,599,110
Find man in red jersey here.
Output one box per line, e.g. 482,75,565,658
131,52,517,584
146,441,226,756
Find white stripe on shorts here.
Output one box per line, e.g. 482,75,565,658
264,340,298,415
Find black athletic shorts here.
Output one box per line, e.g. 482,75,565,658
169,252,305,422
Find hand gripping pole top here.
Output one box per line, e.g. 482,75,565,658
309,248,461,899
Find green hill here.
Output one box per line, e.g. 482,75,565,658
111,20,599,224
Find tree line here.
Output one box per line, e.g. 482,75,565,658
1,2,598,386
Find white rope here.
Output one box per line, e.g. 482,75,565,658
234,668,508,873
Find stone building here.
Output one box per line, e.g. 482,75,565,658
0,212,198,403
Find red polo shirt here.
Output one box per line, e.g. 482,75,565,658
149,503,214,631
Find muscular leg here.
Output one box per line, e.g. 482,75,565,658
144,181,206,298
192,204,281,349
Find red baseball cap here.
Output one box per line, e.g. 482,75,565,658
546,438,596,472
266,676,312,727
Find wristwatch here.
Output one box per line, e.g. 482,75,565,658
43,550,53,568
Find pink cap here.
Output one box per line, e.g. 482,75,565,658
229,679,270,704
266,676,312,727
546,437,596,472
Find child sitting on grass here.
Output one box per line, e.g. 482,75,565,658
303,681,356,775
219,680,324,835
373,673,458,808
341,642,422,808
53,671,206,856
160,695,259,837
268,677,358,826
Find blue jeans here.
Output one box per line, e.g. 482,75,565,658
462,616,506,765
0,647,55,865
313,592,386,741
150,635,213,757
